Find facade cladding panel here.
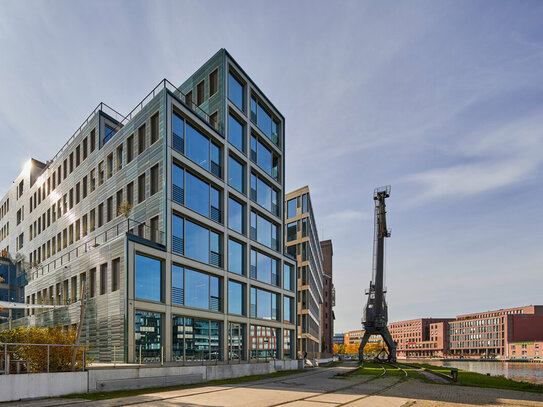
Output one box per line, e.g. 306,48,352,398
0,49,296,363
285,186,324,358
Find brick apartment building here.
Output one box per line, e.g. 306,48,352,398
389,318,454,358
508,341,543,359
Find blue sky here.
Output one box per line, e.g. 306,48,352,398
1,1,542,333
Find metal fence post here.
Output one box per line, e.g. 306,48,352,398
4,343,7,375
47,345,50,373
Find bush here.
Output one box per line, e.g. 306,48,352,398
0,325,91,372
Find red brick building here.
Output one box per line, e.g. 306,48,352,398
449,305,543,358
320,240,334,355
389,318,454,358
344,330,381,346
508,341,543,359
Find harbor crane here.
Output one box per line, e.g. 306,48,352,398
358,186,397,362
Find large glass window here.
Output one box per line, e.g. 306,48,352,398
228,72,244,111
284,263,294,291
186,172,209,217
184,268,221,311
172,264,184,305
287,198,297,219
251,211,278,250
172,316,185,361
250,249,278,286
257,104,272,139
172,112,184,153
228,197,243,234
135,311,162,362
186,123,209,170
228,280,243,315
284,329,294,359
287,222,297,242
257,142,272,174
172,214,184,255
250,174,278,216
228,114,244,152
172,163,184,204
181,317,221,361
250,287,278,320
185,220,209,264
250,325,278,359
302,194,308,213
228,156,244,193
228,238,244,275
135,254,163,302
284,296,294,323
104,124,117,145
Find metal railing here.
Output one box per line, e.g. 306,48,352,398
1,342,86,374
27,218,164,282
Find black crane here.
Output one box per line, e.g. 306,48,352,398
358,186,397,362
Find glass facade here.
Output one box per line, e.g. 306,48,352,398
287,198,297,219
251,174,278,215
228,280,243,315
228,197,243,234
173,317,221,361
250,249,278,286
228,114,244,152
250,287,278,320
135,311,162,362
228,323,244,360
173,216,221,267
250,325,278,359
228,156,244,193
228,238,244,275
228,72,244,111
183,268,221,311
284,296,293,323
135,254,162,302
251,211,278,250
284,263,294,291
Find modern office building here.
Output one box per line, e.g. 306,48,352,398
320,239,334,354
389,318,454,358
0,49,297,363
333,333,344,346
449,305,543,358
0,255,26,321
285,186,323,357
344,330,382,346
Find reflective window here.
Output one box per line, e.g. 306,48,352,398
284,263,294,291
186,123,209,170
185,220,209,263
257,104,272,139
183,317,221,361
250,249,278,286
250,287,278,320
257,141,272,174
302,218,307,237
172,316,184,361
135,254,162,302
186,172,210,217
257,178,272,211
228,114,244,152
228,197,243,234
284,329,294,359
228,280,243,315
250,211,278,250
250,325,278,359
104,124,117,145
302,194,308,213
172,214,184,255
287,198,297,219
287,222,297,242
228,239,244,275
172,264,184,305
184,268,221,311
172,112,184,153
228,156,244,193
228,72,244,111
172,163,184,205
135,311,162,362
284,296,294,323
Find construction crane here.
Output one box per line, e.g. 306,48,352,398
358,186,397,362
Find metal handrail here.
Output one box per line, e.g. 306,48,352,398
1,342,86,374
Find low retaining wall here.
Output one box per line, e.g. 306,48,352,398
0,371,88,402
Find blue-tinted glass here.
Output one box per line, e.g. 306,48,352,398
210,231,220,254
271,224,278,250
257,141,272,175
257,289,271,319
211,187,220,209
228,197,243,233
250,135,257,159
210,275,220,298
272,120,279,143
284,296,292,323
257,252,271,284
302,194,307,213
257,178,271,211
172,214,184,254
185,220,209,263
185,268,209,309
228,72,244,111
257,214,271,247
228,280,243,315
284,264,293,291
186,123,209,170
172,315,184,360
250,288,257,317
228,156,244,193
104,125,116,144
257,104,272,138
211,142,220,167
287,199,297,219
228,239,243,275
228,114,244,152
173,164,184,188
272,190,278,215
135,311,162,361
135,254,162,302
172,265,184,305
250,97,257,122
173,112,184,140
186,172,209,217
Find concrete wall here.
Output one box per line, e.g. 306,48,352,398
0,371,88,402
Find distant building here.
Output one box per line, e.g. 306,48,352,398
389,318,454,358
320,239,334,354
333,333,344,346
0,256,26,320
344,330,381,346
285,186,324,357
508,341,542,359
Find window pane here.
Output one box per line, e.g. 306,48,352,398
257,141,272,175
257,178,272,212
302,194,308,213
284,264,294,291
257,214,271,247
228,72,244,111
228,156,244,193
256,251,271,285
284,296,293,323
172,112,184,140
228,197,243,233
228,239,244,275
172,265,184,305
185,220,209,263
250,288,257,317
135,254,162,302
135,311,162,362
257,289,271,320
186,172,209,217
228,114,244,152
257,104,272,138
186,123,210,170
185,268,209,309
172,316,184,361
228,280,243,315
172,214,184,255
287,198,297,219
287,222,297,242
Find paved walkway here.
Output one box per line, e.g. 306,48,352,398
7,363,543,406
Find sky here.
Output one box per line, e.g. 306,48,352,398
1,1,543,333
